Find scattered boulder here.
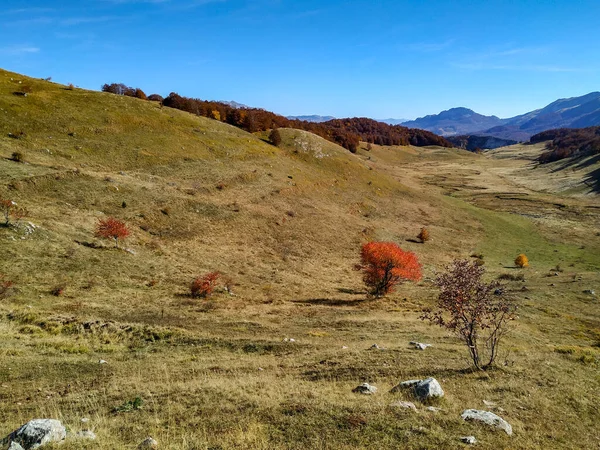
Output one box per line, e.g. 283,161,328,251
352,383,377,395
8,442,25,450
138,437,158,449
583,289,595,296
390,377,444,401
390,401,417,412
390,379,421,392
461,409,513,435
460,436,477,445
409,341,432,350
415,378,444,401
5,419,66,449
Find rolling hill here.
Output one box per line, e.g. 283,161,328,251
0,68,599,449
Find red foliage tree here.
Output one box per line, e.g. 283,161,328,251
95,217,130,248
190,272,221,298
359,242,422,297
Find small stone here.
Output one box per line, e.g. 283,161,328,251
138,437,158,449
352,383,377,395
99,359,107,364
583,289,595,295
461,436,477,444
342,346,348,349
390,400,417,411
413,342,432,350
258,367,264,371
483,400,497,407
8,442,25,450
461,409,513,436
369,343,383,350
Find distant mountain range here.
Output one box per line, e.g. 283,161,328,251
286,115,335,123
379,118,409,125
401,92,600,142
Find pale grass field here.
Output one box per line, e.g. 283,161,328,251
0,70,599,448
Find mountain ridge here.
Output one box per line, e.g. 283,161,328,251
403,92,600,141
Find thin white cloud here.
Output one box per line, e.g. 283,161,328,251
0,45,40,55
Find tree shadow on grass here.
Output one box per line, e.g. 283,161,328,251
292,298,367,307
336,287,364,295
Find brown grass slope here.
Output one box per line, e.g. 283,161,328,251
0,69,598,449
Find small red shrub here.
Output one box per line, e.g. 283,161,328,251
190,272,221,298
95,217,130,248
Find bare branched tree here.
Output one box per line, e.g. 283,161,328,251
421,259,516,370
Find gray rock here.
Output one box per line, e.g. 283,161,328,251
5,419,66,449
583,289,595,296
369,343,383,350
138,437,158,449
461,409,513,435
461,436,477,444
426,406,442,413
352,383,377,395
390,401,417,411
390,379,421,392
415,377,444,400
409,341,432,350
8,442,25,450
74,430,96,440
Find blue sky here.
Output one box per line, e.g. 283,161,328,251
1,0,598,119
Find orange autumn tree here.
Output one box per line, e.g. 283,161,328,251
95,217,130,248
190,272,221,298
359,242,422,297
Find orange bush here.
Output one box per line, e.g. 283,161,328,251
359,242,422,297
515,254,529,268
95,217,130,248
417,227,430,243
191,272,221,298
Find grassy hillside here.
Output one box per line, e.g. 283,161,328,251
0,70,599,449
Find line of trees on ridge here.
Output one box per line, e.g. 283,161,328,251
101,83,453,152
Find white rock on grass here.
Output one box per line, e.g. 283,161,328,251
390,377,444,401
390,379,421,392
8,442,25,450
461,436,477,444
5,419,66,450
390,401,417,412
409,341,432,350
415,378,444,400
461,409,513,436
138,437,159,449
352,383,377,395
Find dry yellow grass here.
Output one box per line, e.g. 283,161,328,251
0,69,598,449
